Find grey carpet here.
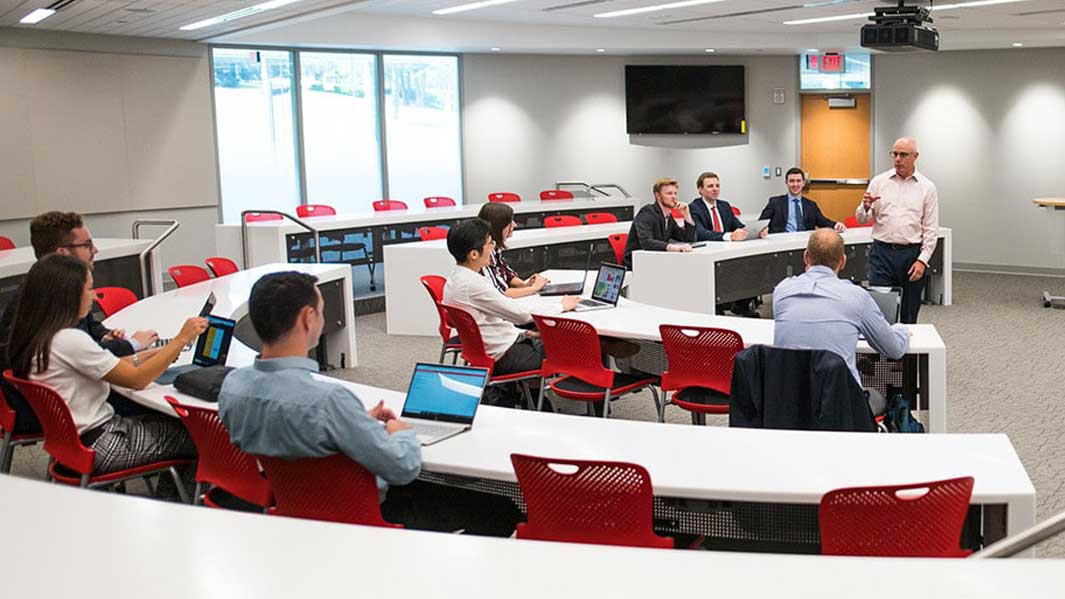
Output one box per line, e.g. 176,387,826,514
6,271,1064,556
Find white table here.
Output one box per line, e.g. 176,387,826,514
384,222,630,336
630,227,953,314
0,238,163,300
0,475,1058,599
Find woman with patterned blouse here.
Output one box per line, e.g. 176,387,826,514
477,203,549,298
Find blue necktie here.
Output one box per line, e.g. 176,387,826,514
787,198,802,232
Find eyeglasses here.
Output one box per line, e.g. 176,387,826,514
61,240,96,251
890,151,914,159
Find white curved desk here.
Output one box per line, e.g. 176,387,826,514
0,475,1058,599
0,238,163,301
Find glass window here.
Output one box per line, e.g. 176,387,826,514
212,49,300,224
800,53,872,91
300,52,383,211
383,55,463,204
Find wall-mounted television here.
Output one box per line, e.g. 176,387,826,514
625,65,746,135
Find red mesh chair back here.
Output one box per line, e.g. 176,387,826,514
244,212,283,222
93,287,138,318
540,190,574,201
442,304,497,373
372,200,408,212
511,453,672,548
204,257,239,278
544,215,582,228
843,216,872,228
532,315,613,389
297,204,337,218
417,226,449,241
421,276,455,346
0,236,14,250
423,196,456,208
488,192,521,203
258,453,398,527
659,325,743,396
607,233,627,265
165,397,272,508
3,371,94,474
819,476,975,557
168,265,212,288
731,206,741,216
0,385,15,435
584,212,618,225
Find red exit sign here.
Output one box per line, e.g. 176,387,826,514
806,53,845,73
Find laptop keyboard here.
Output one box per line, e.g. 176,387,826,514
412,422,460,441
578,299,603,307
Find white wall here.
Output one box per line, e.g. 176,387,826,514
461,54,800,213
874,48,1065,273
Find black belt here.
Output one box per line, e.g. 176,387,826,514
873,240,920,251
79,425,106,447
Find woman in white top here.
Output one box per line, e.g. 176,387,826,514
7,254,207,474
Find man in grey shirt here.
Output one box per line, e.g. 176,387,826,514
772,229,910,414
220,271,519,535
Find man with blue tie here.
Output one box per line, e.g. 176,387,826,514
759,168,846,234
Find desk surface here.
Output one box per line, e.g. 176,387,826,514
0,238,152,279
1,475,1060,599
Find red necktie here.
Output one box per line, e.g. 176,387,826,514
711,204,722,233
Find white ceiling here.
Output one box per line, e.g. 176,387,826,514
3,0,1065,51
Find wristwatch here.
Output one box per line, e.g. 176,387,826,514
132,353,140,367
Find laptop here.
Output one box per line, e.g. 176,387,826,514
539,243,594,296
736,219,770,240
156,313,236,384
573,263,625,312
153,292,217,348
867,286,903,325
401,363,490,446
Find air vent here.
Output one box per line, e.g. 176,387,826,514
1014,8,1065,16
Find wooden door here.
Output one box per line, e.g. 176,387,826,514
800,94,871,222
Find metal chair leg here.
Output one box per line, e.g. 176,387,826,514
168,466,191,504
438,344,447,364
536,378,547,411
520,382,535,411
364,248,377,291
602,389,612,419
193,481,205,506
650,387,664,423
0,432,13,474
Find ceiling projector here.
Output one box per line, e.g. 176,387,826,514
860,1,939,52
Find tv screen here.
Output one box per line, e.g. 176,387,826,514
625,65,746,135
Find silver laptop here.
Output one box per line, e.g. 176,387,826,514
574,263,625,312
867,286,903,325
540,243,593,296
401,363,490,446
736,219,770,240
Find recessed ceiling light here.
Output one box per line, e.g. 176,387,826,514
596,48,606,53
704,48,715,52
490,47,501,51
1012,42,1023,46
433,0,521,15
20,8,56,24
180,0,304,31
595,0,730,19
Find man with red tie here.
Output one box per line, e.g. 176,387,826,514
689,172,750,242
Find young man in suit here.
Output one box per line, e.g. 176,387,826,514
621,178,696,269
689,172,758,242
759,167,846,234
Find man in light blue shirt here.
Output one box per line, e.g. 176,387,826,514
773,229,910,413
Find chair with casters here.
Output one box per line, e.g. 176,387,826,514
3,371,192,502
584,212,618,225
372,200,408,212
258,453,400,527
819,476,975,557
510,453,673,548
532,314,660,418
296,203,376,290
0,236,14,250
607,233,627,265
203,257,239,278
540,190,574,201
544,215,582,228
419,275,462,364
0,384,43,474
843,216,872,228
423,196,457,208
442,304,540,410
658,325,744,424
488,192,521,203
165,397,272,512
417,226,449,241
167,265,212,288
93,287,138,318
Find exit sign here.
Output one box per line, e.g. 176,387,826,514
821,53,844,73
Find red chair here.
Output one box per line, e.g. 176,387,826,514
168,265,212,288
244,212,283,222
92,287,138,318
819,477,975,557
417,226,449,241
584,212,618,225
296,203,375,289
532,314,659,418
443,304,540,410
258,453,399,527
843,216,872,228
608,233,627,265
0,384,43,474
544,215,582,228
488,192,521,203
296,204,334,219
3,370,191,501
165,397,272,512
658,325,744,424
540,190,574,201
419,275,462,364
424,196,457,208
204,257,239,278
511,453,673,548
372,200,408,212
731,206,741,217
0,236,14,250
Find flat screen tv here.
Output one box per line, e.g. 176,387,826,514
625,65,746,135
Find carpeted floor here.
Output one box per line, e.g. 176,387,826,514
7,271,1065,556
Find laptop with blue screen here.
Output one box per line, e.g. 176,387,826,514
401,363,490,446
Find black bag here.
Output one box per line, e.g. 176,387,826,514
882,386,924,433
173,365,235,402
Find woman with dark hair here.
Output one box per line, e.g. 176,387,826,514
476,202,549,298
7,254,207,475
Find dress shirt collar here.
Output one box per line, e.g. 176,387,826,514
889,169,922,182
787,192,802,202
252,356,319,373
701,197,718,212
805,265,837,278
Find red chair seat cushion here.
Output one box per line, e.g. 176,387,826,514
549,373,657,400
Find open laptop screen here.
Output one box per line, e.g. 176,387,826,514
867,286,902,325
401,363,489,424
590,263,625,305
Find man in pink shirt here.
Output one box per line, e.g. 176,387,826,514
856,137,939,323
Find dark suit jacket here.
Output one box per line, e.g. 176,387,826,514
621,203,696,269
689,198,745,241
758,194,837,234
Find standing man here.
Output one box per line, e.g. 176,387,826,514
760,167,846,234
856,137,939,323
621,178,696,269
689,172,754,242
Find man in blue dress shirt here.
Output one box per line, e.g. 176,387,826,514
758,168,845,234
772,229,910,414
